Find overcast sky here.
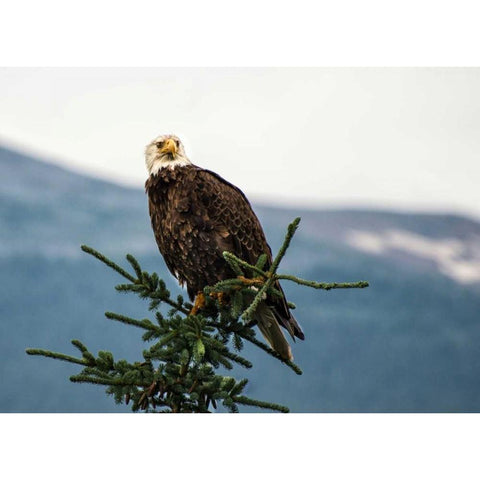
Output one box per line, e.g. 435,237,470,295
1,67,479,218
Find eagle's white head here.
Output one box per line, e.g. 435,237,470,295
145,134,192,176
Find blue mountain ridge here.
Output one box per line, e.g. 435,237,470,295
1,145,479,412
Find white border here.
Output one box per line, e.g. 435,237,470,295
1,414,479,479
1,0,480,66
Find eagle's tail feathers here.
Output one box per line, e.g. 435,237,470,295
288,314,305,341
272,307,305,341
254,302,293,361
270,281,305,341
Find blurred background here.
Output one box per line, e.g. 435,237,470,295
1,67,479,412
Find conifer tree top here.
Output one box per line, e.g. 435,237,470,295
27,218,368,413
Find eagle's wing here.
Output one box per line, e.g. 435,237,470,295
195,168,304,342
195,168,270,267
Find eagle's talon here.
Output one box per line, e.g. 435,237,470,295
209,291,228,306
237,275,265,287
190,292,206,315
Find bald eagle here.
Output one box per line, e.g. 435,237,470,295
145,134,304,360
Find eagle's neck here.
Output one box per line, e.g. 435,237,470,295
146,163,196,189
147,154,192,177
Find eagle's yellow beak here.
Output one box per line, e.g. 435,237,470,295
160,138,177,155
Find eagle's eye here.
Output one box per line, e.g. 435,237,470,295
175,140,180,147
156,141,164,149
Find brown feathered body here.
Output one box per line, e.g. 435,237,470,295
145,164,304,359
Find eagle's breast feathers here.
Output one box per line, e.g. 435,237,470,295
145,165,268,297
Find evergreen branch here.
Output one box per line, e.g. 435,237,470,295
71,339,89,354
255,254,268,270
222,252,269,278
220,349,253,369
145,331,178,353
105,311,158,331
81,245,136,283
231,378,249,396
204,278,246,293
237,333,303,375
126,254,143,279
207,317,302,374
240,281,269,322
116,281,190,315
269,217,301,275
164,299,190,315
148,291,190,315
240,218,301,322
82,366,115,379
25,348,88,366
115,283,143,293
276,276,370,290
233,395,289,413
222,252,245,276
70,375,149,387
